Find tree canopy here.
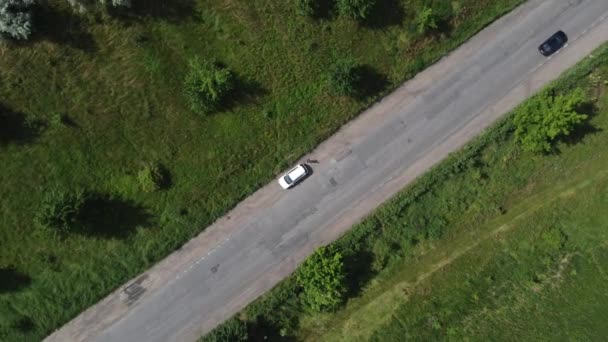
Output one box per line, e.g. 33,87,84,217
513,88,588,153
184,59,235,114
0,0,35,40
297,246,347,312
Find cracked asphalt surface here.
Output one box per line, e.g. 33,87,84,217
45,1,608,341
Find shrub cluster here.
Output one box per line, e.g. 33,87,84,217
336,0,376,20
294,0,318,17
297,246,347,312
137,163,166,193
35,189,87,236
184,59,235,114
328,57,360,97
513,88,588,153
200,317,248,342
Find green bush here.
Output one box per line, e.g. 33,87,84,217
336,0,375,20
184,59,235,114
294,0,318,16
297,246,347,312
137,163,166,193
35,189,87,236
513,88,588,153
329,58,360,97
415,6,438,34
200,317,248,342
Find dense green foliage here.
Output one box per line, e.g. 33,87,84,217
219,43,608,341
336,0,376,20
415,6,438,34
294,0,318,17
0,0,523,340
514,88,588,153
0,0,35,40
200,317,248,342
184,59,235,114
137,163,165,193
34,189,87,236
328,58,360,97
297,247,347,312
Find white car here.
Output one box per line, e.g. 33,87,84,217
278,164,310,189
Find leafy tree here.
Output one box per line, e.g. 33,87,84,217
200,317,248,342
184,58,235,114
137,163,166,192
329,57,360,97
415,6,438,34
35,189,87,236
297,246,347,312
0,0,35,40
336,0,375,20
514,88,588,153
295,0,318,16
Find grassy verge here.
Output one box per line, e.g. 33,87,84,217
219,43,608,341
0,1,525,340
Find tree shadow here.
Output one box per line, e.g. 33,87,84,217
33,4,97,52
342,250,376,298
354,65,389,100
0,105,42,145
79,194,154,238
109,0,196,22
156,164,173,190
13,316,35,333
433,17,454,38
219,73,268,113
58,114,80,129
363,0,404,29
558,101,602,148
0,267,31,293
311,0,336,21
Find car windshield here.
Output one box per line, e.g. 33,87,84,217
284,175,293,184
542,43,551,51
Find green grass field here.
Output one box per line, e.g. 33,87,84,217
0,1,524,341
224,44,608,341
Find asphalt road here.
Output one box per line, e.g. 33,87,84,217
46,1,608,341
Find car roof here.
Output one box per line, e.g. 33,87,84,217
287,165,306,179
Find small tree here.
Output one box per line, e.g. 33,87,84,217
514,88,588,154
295,0,318,16
184,58,235,114
336,0,375,20
35,189,87,236
137,163,166,192
200,317,248,342
329,58,360,97
415,6,438,34
297,246,347,312
0,0,35,40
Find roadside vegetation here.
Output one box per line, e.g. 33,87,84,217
202,43,608,341
0,0,524,340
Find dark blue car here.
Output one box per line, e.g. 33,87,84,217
538,31,568,56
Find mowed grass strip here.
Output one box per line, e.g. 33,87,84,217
231,44,608,341
0,1,524,341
